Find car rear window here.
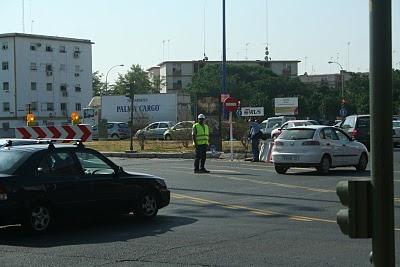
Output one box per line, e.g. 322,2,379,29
0,150,31,174
118,123,128,128
357,117,370,128
341,116,356,129
279,129,316,140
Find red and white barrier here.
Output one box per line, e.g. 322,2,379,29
15,125,92,142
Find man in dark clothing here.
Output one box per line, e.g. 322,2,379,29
192,114,210,173
249,118,261,162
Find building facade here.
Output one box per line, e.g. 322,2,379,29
148,60,300,94
0,33,93,135
298,71,353,88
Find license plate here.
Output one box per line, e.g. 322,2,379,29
282,155,300,161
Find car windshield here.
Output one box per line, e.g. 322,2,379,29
118,123,128,128
0,150,31,174
279,129,316,140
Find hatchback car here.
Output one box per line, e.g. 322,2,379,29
339,115,370,149
270,120,318,139
272,125,368,174
0,142,170,233
163,121,195,140
92,122,129,140
135,121,174,140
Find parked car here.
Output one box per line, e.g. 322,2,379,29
0,141,170,233
260,116,296,138
393,120,400,147
272,125,368,175
92,122,129,140
135,121,174,140
270,120,318,139
339,114,370,149
163,121,194,140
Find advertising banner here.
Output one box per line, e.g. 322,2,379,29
274,97,299,115
240,107,264,117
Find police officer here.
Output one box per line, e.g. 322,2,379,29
249,118,261,162
192,114,210,173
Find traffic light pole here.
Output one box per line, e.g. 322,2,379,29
369,1,395,266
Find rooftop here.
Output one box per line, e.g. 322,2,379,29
0,33,94,44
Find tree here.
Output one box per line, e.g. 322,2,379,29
111,64,152,96
92,71,104,96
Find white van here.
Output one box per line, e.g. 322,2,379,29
260,116,296,138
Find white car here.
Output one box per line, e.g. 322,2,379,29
271,125,368,174
393,120,400,147
270,120,318,139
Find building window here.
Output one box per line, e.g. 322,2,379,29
46,83,53,91
60,103,67,111
60,64,66,71
46,64,53,76
1,42,8,50
46,103,54,111
59,45,66,53
75,85,81,92
30,43,37,51
73,47,80,58
60,84,67,91
75,103,81,111
30,62,37,71
31,82,37,91
3,82,9,91
3,102,10,112
2,61,9,70
45,45,53,52
31,102,38,111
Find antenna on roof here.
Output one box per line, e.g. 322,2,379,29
22,0,25,33
202,0,208,61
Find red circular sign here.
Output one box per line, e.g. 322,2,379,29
224,96,240,112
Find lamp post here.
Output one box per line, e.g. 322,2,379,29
328,61,344,99
104,64,124,95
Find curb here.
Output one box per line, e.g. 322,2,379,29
102,151,222,159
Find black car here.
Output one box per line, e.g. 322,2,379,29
339,114,370,149
0,142,170,233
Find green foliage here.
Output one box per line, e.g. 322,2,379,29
92,71,104,97
110,64,152,97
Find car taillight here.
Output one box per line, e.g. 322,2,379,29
0,183,8,200
351,129,358,138
302,140,320,146
274,141,284,146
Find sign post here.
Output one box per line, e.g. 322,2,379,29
223,96,240,161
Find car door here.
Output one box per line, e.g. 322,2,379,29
334,128,360,165
320,128,342,166
157,122,171,139
34,150,89,212
74,150,124,212
145,123,159,139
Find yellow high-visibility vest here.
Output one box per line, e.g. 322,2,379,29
193,123,209,145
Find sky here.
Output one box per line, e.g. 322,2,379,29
1,0,400,84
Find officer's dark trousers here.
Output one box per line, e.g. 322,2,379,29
194,144,207,170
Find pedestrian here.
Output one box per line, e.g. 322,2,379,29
249,118,261,162
192,114,210,173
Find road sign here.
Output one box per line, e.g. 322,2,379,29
223,96,240,112
15,125,92,141
240,107,264,117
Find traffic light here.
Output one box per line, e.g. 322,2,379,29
336,179,372,238
71,111,80,125
26,113,35,126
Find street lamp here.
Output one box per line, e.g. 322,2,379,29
104,64,124,95
328,61,344,99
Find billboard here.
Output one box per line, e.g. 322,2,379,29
101,94,178,124
274,97,299,115
240,107,264,117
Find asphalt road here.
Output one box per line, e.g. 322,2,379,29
0,153,399,266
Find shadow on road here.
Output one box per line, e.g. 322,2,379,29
286,169,371,177
0,215,196,248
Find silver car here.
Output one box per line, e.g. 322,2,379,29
92,122,129,140
272,125,368,175
135,121,174,140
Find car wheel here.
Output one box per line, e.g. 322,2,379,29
355,153,368,171
111,133,120,140
275,165,289,174
317,155,331,175
135,191,159,219
164,134,171,141
24,203,53,233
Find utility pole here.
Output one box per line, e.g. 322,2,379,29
369,0,395,266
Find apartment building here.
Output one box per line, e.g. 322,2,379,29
0,33,93,135
147,60,300,94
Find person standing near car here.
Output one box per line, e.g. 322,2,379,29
192,114,210,173
249,118,261,162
